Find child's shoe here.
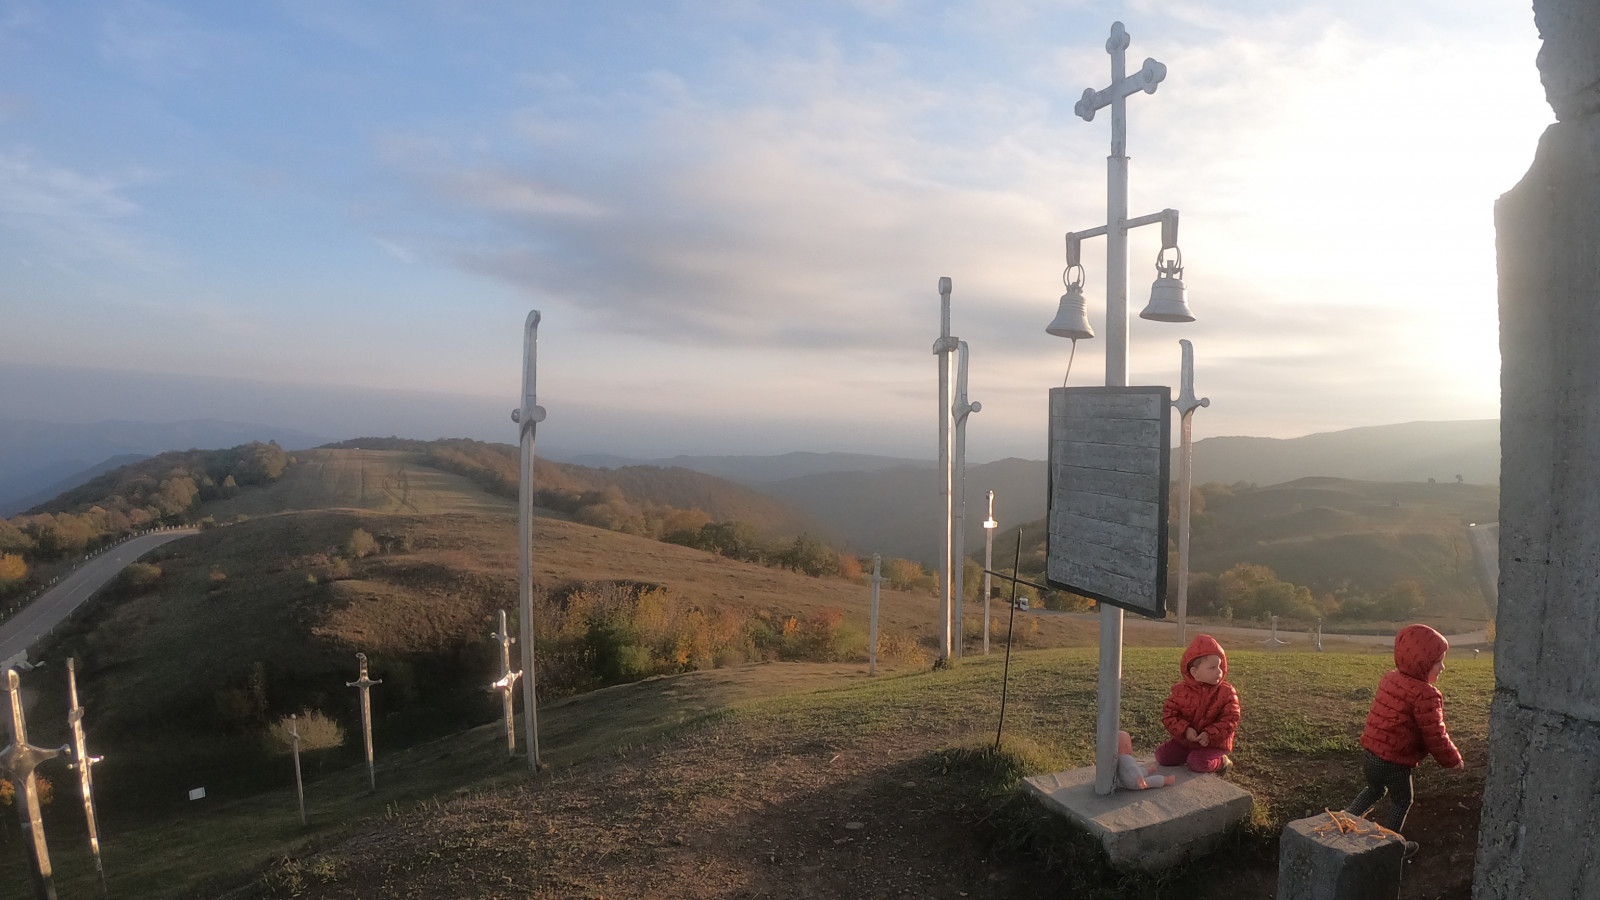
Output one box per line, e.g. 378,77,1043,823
1216,755,1233,777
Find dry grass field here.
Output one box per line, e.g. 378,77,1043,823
203,448,517,518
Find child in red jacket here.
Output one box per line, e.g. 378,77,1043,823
1345,624,1462,855
1157,634,1240,773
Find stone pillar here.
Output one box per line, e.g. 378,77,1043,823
1474,2,1600,897
1278,815,1403,900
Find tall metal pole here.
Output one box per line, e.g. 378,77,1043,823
933,278,956,661
1096,21,1132,797
513,309,547,770
952,340,981,659
982,492,996,655
1072,20,1169,795
869,554,881,677
1173,339,1209,648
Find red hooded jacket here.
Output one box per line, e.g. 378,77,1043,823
1360,624,1462,768
1162,634,1241,752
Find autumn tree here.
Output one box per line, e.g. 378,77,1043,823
0,553,27,588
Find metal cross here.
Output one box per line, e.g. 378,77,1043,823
1073,22,1167,129
66,659,107,898
2,667,70,900
1068,19,1181,797
346,653,382,792
490,610,522,759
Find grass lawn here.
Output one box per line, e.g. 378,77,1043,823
3,647,1492,899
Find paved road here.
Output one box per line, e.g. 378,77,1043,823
0,528,197,668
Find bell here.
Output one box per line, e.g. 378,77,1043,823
1046,284,1095,339
1140,261,1193,323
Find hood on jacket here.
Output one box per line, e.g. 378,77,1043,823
1394,624,1449,680
1180,633,1228,685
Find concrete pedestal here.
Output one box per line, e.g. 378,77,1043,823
1021,762,1253,870
1277,814,1403,900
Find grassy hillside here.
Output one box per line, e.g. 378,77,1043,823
205,448,517,517
20,497,1110,819
1187,477,1500,618
323,437,825,538
5,647,1494,899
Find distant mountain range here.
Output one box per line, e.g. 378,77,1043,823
558,450,933,483
563,420,1500,563
0,418,330,516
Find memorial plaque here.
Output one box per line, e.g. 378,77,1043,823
1047,386,1171,618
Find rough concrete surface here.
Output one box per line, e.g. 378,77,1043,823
1475,0,1600,895
1022,761,1253,870
1278,815,1403,900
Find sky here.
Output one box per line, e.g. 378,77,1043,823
0,0,1554,462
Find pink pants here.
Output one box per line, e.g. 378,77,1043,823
1155,738,1228,773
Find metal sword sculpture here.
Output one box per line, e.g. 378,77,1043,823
66,659,107,897
511,309,547,771
1172,339,1209,648
490,609,522,758
2,667,71,900
289,714,307,826
952,339,981,660
346,653,382,792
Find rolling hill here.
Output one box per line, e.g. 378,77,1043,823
20,445,1105,820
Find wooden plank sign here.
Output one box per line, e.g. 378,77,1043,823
1046,386,1171,618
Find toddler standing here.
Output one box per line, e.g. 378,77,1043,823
1345,623,1463,856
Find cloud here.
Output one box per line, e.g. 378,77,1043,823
355,1,1536,455
0,149,169,270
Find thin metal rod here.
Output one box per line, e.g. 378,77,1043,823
983,492,995,656
290,715,306,826
994,533,1024,751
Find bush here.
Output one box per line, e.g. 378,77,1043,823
119,562,162,594
266,710,346,753
344,528,377,559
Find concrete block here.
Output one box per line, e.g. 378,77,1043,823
1021,762,1253,870
1277,813,1403,900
